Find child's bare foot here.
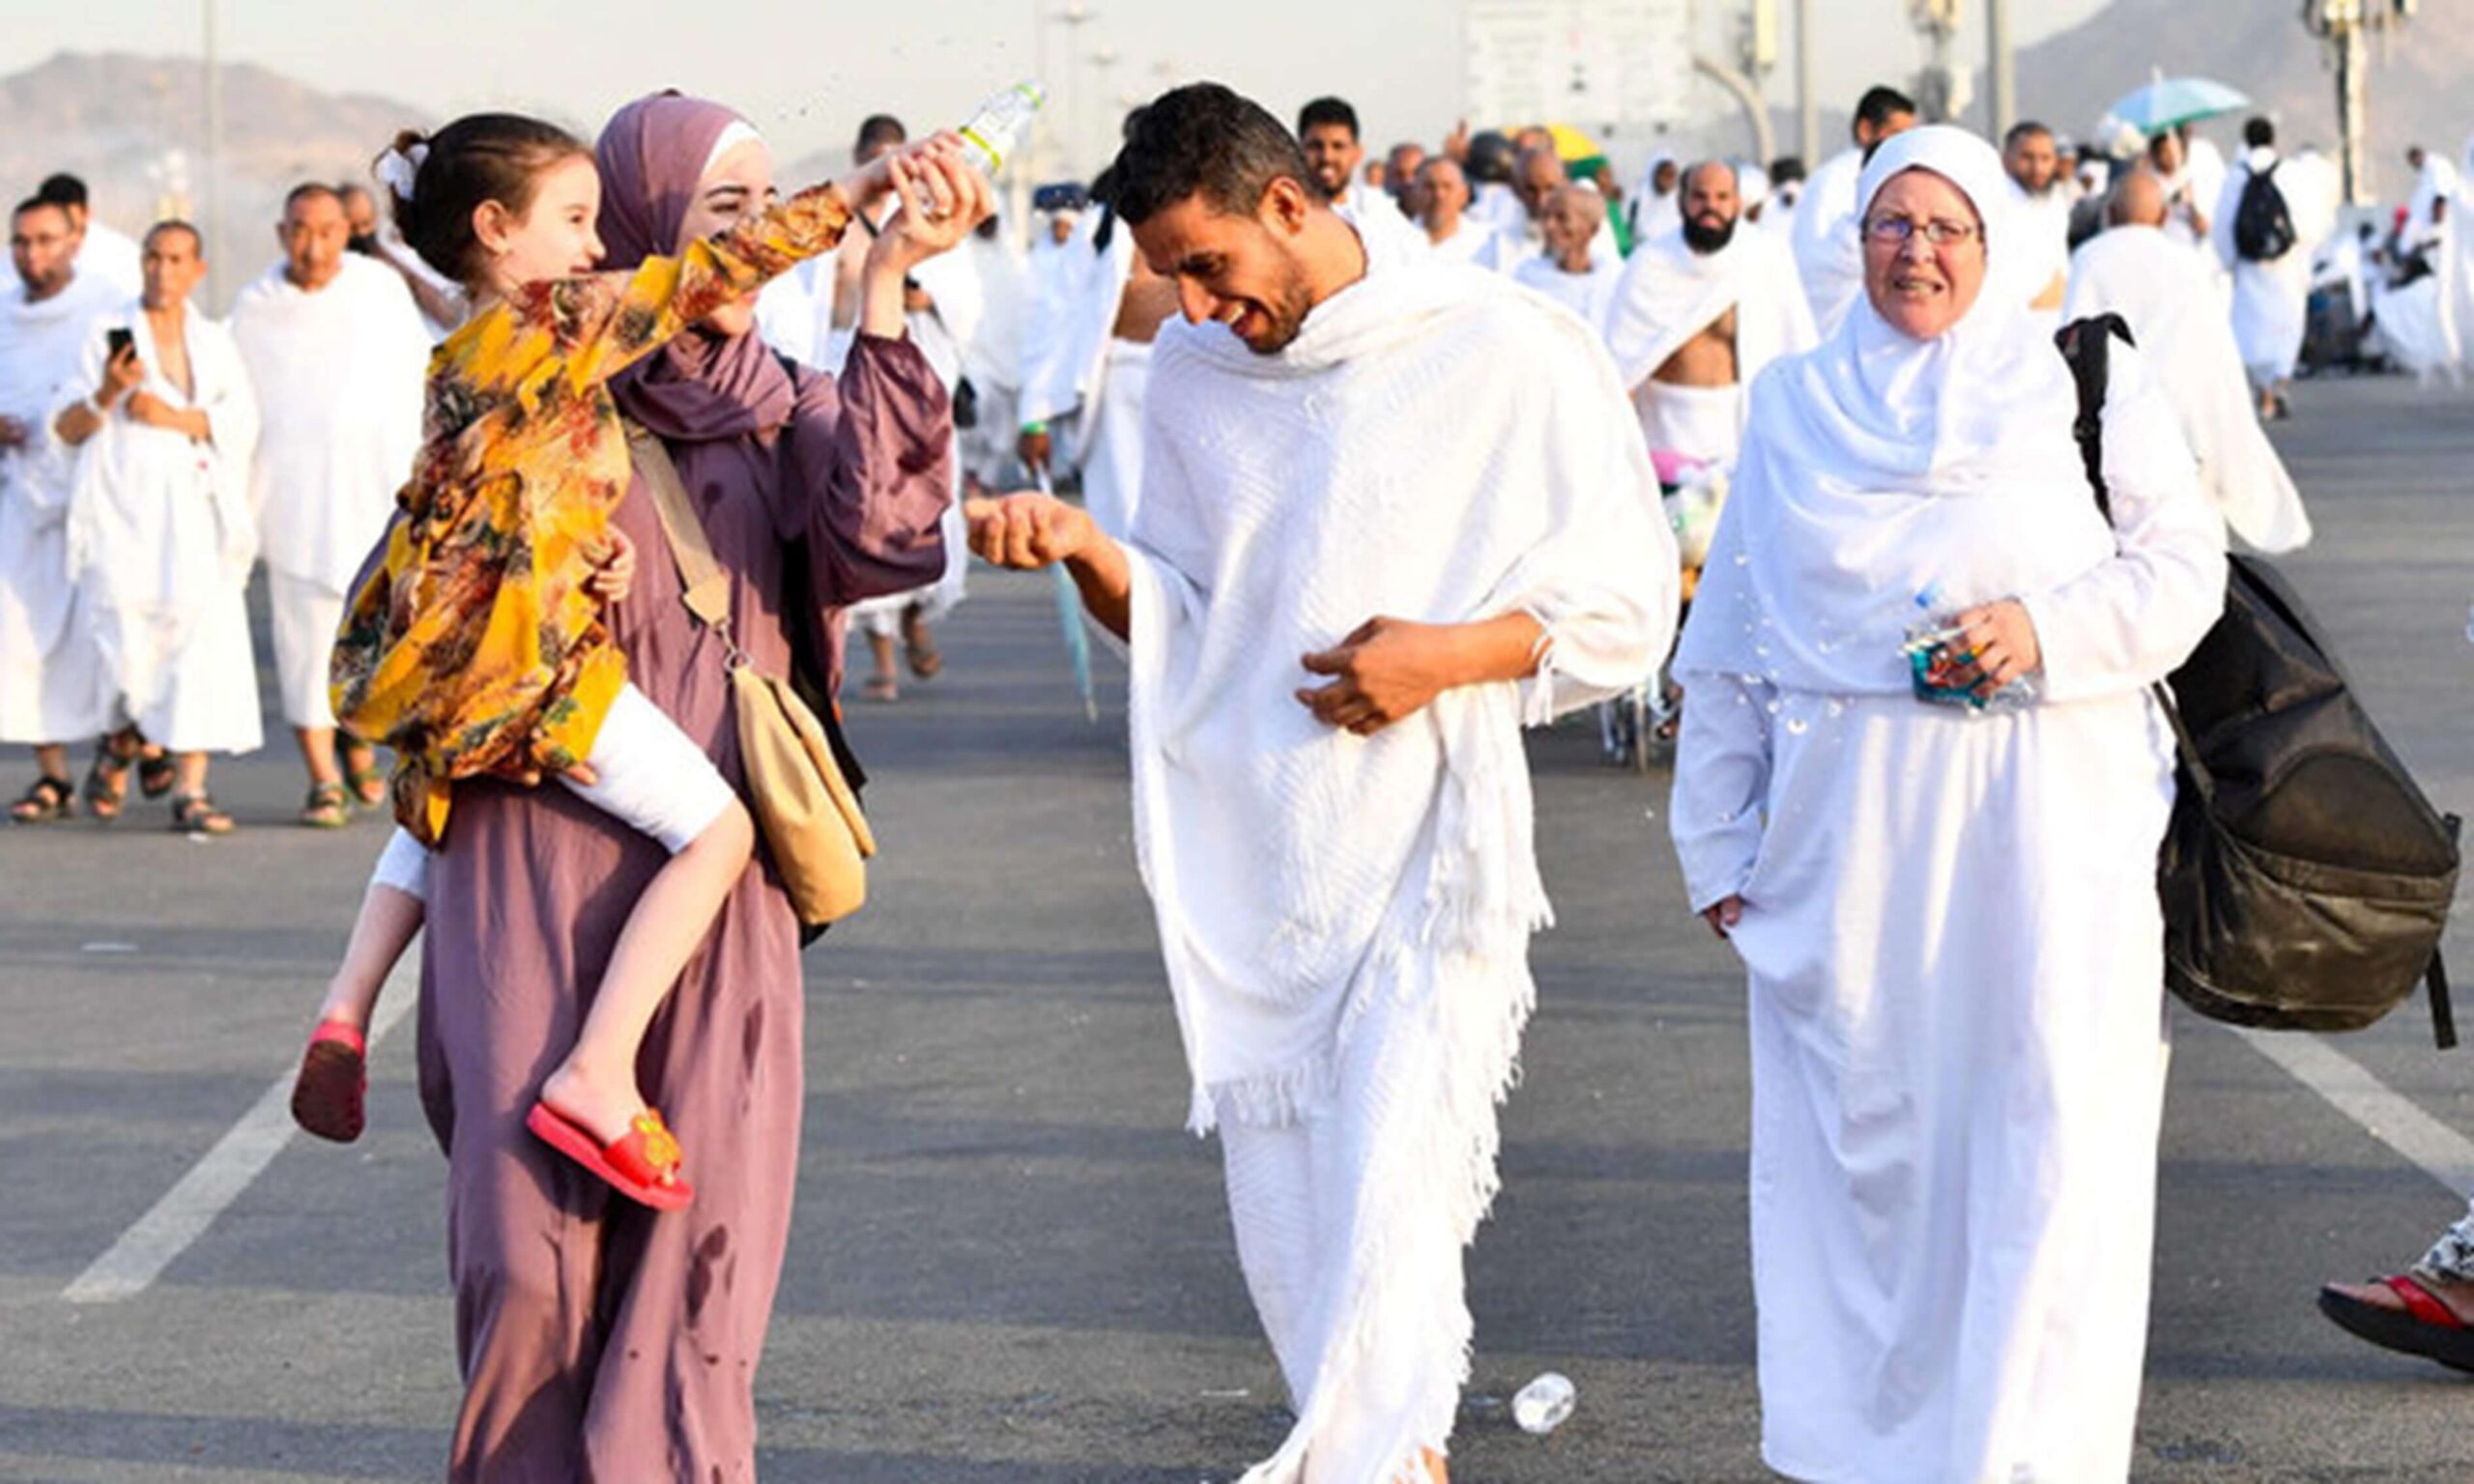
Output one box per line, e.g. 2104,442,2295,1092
538,1059,651,1152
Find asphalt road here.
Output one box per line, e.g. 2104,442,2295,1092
4,373,2473,1481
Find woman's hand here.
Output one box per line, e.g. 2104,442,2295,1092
965,492,1093,569
867,150,994,278
1702,895,1744,938
1296,617,1458,736
1948,598,2042,698
586,528,636,607
836,131,963,216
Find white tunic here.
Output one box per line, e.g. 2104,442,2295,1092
229,255,427,595
0,271,121,742
1125,255,1676,1482
61,303,264,755
1672,128,2227,1484
2069,223,2312,553
73,220,144,301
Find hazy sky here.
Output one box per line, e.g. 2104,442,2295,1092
0,0,2115,175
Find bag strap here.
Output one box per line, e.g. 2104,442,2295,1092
622,422,734,637
2051,314,2222,797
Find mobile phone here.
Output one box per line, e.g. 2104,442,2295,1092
104,327,134,360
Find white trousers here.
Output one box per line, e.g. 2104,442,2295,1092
370,681,734,901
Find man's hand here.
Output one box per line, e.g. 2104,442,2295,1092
1946,598,2042,698
123,391,208,441
1701,895,1745,939
586,528,636,607
0,415,26,449
100,344,144,405
1443,118,1472,163
965,492,1092,570
1296,616,1460,736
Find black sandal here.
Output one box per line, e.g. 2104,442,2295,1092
136,750,177,800
169,791,235,837
85,742,137,822
9,776,76,824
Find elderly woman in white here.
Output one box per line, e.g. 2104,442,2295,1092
1670,127,2226,1482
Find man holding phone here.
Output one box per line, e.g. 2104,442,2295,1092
0,195,119,823
51,220,263,835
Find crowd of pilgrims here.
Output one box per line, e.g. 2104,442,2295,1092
2,73,2472,1484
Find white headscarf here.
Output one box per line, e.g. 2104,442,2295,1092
1675,126,2115,696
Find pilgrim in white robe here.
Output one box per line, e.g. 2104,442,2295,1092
2211,147,2341,387
1331,186,1429,263
1020,214,1150,539
1123,252,1676,1484
1790,146,1868,336
957,213,1033,488
61,303,264,756
837,231,973,639
2393,147,2465,383
2069,222,2313,553
0,271,121,744
230,254,428,730
1422,217,1505,271
2008,180,2074,329
1626,151,1682,244
1672,127,2226,1484
1601,222,1817,468
73,219,144,301
1510,253,1620,332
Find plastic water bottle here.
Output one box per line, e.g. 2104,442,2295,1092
1900,585,2038,714
955,81,1046,178
1510,1371,1576,1435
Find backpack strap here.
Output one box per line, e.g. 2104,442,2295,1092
2055,312,2133,522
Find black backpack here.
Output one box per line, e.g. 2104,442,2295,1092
2058,315,2461,1045
2231,161,2297,262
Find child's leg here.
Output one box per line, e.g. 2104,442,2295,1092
314,827,431,1031
537,685,752,1147
296,827,429,1142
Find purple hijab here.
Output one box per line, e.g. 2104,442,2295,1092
596,90,797,442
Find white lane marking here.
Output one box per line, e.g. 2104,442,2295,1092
63,958,420,1304
2235,1027,2474,1196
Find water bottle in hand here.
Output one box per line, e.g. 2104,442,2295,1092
956,82,1046,178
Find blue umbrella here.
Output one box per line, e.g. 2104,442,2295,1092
1035,467,1100,724
2100,75,2251,136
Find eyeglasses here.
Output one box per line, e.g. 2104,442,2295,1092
1864,215,1981,246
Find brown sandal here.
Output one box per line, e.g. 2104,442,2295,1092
85,742,138,822
169,791,235,836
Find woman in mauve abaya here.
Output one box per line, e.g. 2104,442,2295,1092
414,91,959,1480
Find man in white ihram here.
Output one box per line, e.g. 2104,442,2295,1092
0,193,121,822
231,183,428,827
53,221,262,835
1602,159,1817,468
2068,167,2314,555
967,83,1674,1484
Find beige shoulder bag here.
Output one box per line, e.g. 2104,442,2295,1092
624,425,876,927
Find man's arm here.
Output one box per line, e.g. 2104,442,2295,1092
964,493,1132,640
1296,612,1545,735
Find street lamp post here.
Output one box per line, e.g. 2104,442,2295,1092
2303,0,2415,205
202,0,223,307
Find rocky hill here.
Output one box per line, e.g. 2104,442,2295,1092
0,51,423,306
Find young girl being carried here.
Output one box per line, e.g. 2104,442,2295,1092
288,110,987,1209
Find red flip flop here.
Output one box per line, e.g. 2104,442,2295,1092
525,1101,695,1212
291,1021,368,1144
2317,1273,2474,1373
